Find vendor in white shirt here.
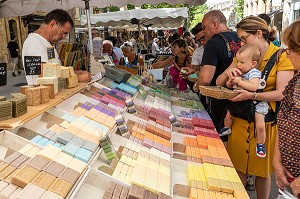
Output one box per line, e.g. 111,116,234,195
151,38,160,57
22,9,73,85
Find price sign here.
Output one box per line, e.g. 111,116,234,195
24,56,41,76
47,46,55,60
0,63,7,86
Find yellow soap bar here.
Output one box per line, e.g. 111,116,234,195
11,165,40,188
189,187,198,199
25,147,41,158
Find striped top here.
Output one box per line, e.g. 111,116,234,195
277,72,300,178
241,68,261,81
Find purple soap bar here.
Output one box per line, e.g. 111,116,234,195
26,155,51,171
143,138,153,148
43,161,65,177
4,152,22,164
10,154,29,168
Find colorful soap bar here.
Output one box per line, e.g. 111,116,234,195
74,148,93,163
11,165,40,188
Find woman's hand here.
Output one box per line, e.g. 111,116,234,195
179,67,195,79
273,161,293,189
291,176,300,197
229,89,254,102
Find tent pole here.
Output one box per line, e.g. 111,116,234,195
84,0,93,55
146,27,149,54
138,21,140,54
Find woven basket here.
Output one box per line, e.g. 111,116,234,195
199,86,239,99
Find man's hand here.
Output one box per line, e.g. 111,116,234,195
291,176,300,197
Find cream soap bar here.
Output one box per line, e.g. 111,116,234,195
37,77,58,95
67,158,86,174
66,75,78,88
18,144,33,155
0,183,18,197
25,147,41,158
37,145,61,160
40,191,64,199
43,63,61,78
60,66,70,78
16,183,46,199
53,152,73,167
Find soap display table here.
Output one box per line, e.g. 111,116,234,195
0,74,250,199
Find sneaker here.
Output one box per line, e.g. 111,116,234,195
12,72,16,77
256,144,266,158
219,127,231,137
245,176,255,191
17,71,21,75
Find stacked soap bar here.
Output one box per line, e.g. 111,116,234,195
102,181,129,199
0,181,22,198
100,79,120,90
42,63,61,78
99,136,119,164
58,78,66,91
116,83,138,96
37,77,59,95
171,99,204,110
135,105,171,128
112,147,139,184
127,184,172,199
7,93,27,117
127,74,142,87
127,119,171,154
183,136,233,167
115,115,129,136
186,163,247,197
177,110,211,120
143,95,171,113
189,187,249,199
0,100,12,121
170,90,199,100
130,148,171,196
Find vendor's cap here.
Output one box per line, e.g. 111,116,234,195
153,38,159,42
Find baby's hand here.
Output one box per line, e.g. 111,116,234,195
233,76,242,84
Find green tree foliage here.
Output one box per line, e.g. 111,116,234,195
234,0,244,20
127,4,135,10
107,6,120,12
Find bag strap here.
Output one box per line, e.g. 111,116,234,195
260,49,285,81
218,33,232,58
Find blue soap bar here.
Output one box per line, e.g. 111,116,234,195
62,143,80,157
43,140,55,147
37,137,49,146
31,135,43,144
79,116,90,124
74,148,93,163
53,142,62,148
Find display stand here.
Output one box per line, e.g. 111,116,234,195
0,83,87,130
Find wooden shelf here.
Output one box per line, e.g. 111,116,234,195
0,83,88,130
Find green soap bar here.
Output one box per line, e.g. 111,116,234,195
106,151,114,157
102,145,111,150
103,148,112,153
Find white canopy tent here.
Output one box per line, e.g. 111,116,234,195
80,7,188,29
0,0,205,56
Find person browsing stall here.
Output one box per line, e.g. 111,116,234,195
216,16,294,199
221,45,269,158
273,20,300,198
103,40,119,65
119,41,144,69
22,9,73,85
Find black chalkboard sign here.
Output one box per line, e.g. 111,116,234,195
24,56,41,76
47,47,55,60
0,63,7,86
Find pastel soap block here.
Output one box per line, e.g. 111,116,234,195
0,162,10,174
58,167,80,184
49,178,73,198
31,135,43,144
37,137,50,147
26,155,50,171
53,152,73,167
60,66,70,79
25,147,41,158
40,191,64,199
0,183,18,197
10,154,29,168
66,75,78,88
82,140,98,153
56,131,74,145
67,158,86,174
43,161,65,177
0,165,16,180
4,152,22,164
38,145,61,160
62,143,80,157
15,183,46,199
18,144,34,155
70,136,85,147
32,171,56,190
11,165,40,188
0,180,8,192
74,148,93,163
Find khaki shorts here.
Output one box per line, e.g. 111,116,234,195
12,57,18,65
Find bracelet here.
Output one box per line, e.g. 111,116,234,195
253,92,258,100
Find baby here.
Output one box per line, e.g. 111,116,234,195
221,44,268,158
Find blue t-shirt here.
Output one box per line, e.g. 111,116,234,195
242,68,261,81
